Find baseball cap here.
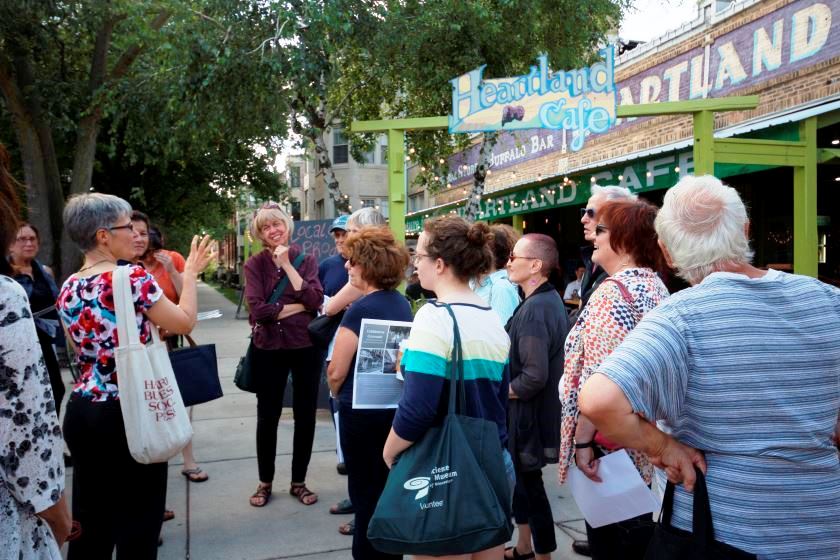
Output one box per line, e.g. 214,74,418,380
330,214,349,232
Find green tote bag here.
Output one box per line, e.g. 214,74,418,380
367,304,513,556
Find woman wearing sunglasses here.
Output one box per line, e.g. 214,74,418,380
558,198,669,559
244,203,323,509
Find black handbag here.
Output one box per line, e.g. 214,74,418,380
234,253,305,393
367,304,512,556
645,469,756,559
307,309,345,348
170,335,223,407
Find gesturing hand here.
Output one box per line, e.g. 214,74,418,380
647,435,706,492
272,245,290,268
154,251,176,273
184,235,215,275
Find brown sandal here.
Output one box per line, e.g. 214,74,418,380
289,482,318,505
249,484,272,507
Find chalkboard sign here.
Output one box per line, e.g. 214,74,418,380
290,219,338,263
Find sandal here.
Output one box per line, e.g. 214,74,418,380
249,484,272,507
329,498,354,515
289,482,318,506
181,467,209,483
163,509,175,522
504,546,535,560
338,519,355,536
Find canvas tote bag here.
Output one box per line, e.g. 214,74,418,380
113,266,192,464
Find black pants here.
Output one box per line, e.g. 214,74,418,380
254,345,320,483
585,513,654,559
38,328,65,416
339,405,401,560
512,468,556,555
63,396,167,560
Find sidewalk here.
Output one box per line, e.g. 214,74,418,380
65,282,589,559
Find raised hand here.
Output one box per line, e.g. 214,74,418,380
272,244,290,268
184,235,215,275
154,250,176,273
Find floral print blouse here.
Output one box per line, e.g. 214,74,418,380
558,268,669,484
1,276,64,560
57,265,162,402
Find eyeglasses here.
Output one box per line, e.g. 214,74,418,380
580,207,596,219
508,253,538,262
15,236,37,244
413,252,432,264
595,224,609,236
108,223,134,233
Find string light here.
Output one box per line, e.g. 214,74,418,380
674,166,680,173
439,158,445,165
420,166,426,172
409,147,416,154
405,155,411,162
646,171,652,177
618,174,624,181
590,177,596,183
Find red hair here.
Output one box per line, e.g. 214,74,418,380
598,199,667,274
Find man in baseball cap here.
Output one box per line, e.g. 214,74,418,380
320,215,349,297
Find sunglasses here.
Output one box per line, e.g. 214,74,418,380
595,224,609,236
508,253,538,262
260,201,283,210
580,207,596,219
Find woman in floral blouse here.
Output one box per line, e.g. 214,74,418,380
0,143,71,560
57,193,213,560
558,198,669,560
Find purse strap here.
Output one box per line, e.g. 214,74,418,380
661,468,715,548
442,303,467,415
602,277,642,322
268,252,306,305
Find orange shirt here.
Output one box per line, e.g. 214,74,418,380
147,250,186,303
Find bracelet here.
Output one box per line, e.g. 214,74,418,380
574,441,594,449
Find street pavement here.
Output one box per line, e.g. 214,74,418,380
62,282,589,559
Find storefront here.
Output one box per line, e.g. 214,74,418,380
404,0,840,286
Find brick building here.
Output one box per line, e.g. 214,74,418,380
406,0,840,286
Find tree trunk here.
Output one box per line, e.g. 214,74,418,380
310,131,347,216
465,131,498,222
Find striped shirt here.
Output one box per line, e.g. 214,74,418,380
599,269,840,559
393,301,510,447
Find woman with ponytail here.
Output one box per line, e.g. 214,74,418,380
504,234,570,560
383,216,514,560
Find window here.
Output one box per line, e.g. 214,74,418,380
361,198,377,209
288,166,301,189
380,144,388,164
358,148,375,165
408,193,424,213
333,129,348,164
316,199,325,219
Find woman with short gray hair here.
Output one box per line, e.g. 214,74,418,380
57,193,214,559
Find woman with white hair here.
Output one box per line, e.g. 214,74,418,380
579,175,840,558
244,202,323,508
57,193,213,559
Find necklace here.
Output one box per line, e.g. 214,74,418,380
78,259,115,273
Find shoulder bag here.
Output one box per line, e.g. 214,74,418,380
234,252,306,393
113,266,192,464
367,304,513,556
307,309,345,348
645,469,757,559
170,334,223,407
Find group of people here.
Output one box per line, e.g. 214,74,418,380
2,126,838,560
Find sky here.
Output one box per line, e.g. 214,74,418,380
619,0,700,43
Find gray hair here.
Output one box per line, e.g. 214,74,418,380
655,175,753,285
590,185,638,202
250,205,294,243
63,193,133,252
348,207,386,227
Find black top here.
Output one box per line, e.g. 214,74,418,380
506,282,569,471
579,245,607,309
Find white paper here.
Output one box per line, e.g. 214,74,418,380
567,449,659,528
351,318,413,409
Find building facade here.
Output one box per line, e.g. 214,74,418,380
405,0,840,285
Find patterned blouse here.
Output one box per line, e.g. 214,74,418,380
558,268,669,484
57,265,163,402
0,276,64,560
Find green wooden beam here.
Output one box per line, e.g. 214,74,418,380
793,117,818,277
351,116,449,133
713,138,807,167
512,214,524,234
817,148,840,163
693,111,715,175
387,128,407,246
616,96,759,118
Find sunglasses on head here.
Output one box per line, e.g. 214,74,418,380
260,201,283,211
580,207,596,219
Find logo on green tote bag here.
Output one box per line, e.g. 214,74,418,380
404,477,431,500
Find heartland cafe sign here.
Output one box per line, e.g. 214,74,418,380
449,47,618,151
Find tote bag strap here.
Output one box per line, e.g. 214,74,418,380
442,304,467,415
113,266,163,347
661,467,714,547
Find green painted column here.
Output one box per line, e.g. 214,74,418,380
512,214,524,234
693,110,715,176
793,117,818,277
387,128,407,246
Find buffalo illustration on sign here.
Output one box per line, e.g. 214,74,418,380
449,47,617,151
